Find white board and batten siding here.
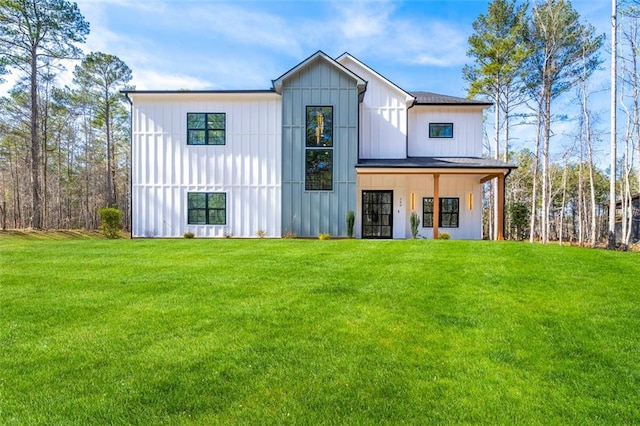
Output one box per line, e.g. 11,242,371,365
338,55,411,160
408,106,485,157
130,92,282,238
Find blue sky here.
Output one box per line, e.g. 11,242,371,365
0,0,615,164
71,0,612,99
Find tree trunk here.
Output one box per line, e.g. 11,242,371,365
559,163,568,244
541,81,552,243
580,77,599,246
585,129,598,246
10,153,22,228
493,98,501,240
105,95,113,207
30,48,42,229
578,126,584,245
503,92,510,163
608,0,618,250
529,100,542,243
1,199,6,231
503,96,510,239
42,91,49,230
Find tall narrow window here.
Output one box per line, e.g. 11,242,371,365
423,197,459,228
187,113,225,145
187,193,226,225
305,106,333,190
429,123,453,138
422,197,434,228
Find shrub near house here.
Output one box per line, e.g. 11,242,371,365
98,207,122,239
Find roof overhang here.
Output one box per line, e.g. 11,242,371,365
121,90,280,104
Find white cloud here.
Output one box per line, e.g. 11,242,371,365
161,2,304,56
69,0,308,90
75,0,126,53
333,0,394,38
326,0,469,68
131,68,211,90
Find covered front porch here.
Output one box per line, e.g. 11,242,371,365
355,158,516,240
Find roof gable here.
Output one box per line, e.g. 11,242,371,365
336,52,415,107
272,50,366,94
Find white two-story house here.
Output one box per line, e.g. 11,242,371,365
124,51,514,239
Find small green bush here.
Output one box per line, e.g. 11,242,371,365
256,229,266,238
97,207,122,239
346,210,355,238
438,232,451,240
183,232,195,239
410,211,420,238
508,202,529,241
318,233,331,240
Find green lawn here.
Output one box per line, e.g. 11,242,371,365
1,236,639,424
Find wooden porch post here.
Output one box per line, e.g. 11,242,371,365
497,173,505,241
433,173,440,239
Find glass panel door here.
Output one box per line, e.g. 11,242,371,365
362,190,393,239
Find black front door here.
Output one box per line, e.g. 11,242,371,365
362,190,393,239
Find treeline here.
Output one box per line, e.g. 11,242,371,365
0,0,132,230
1,0,639,244
466,0,640,245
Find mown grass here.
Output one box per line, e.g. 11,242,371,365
1,235,639,424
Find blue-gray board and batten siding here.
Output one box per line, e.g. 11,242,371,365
281,57,359,237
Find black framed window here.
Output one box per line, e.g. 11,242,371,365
429,123,453,138
423,197,459,228
305,149,333,191
187,113,225,145
305,106,333,190
423,197,434,227
187,192,226,225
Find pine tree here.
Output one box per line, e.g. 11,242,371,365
73,52,132,208
0,0,89,228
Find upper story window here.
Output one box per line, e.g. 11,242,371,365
305,106,333,191
423,197,459,228
429,123,453,138
187,113,225,145
187,192,226,225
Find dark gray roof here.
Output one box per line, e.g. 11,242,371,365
357,157,516,169
410,91,492,106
